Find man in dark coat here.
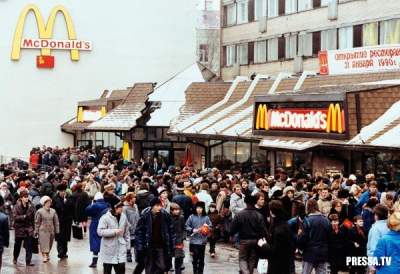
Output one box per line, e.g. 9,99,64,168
0,196,9,271
134,197,176,274
258,200,292,274
12,190,35,266
230,195,268,274
297,199,331,274
70,183,90,225
52,183,74,259
172,181,193,221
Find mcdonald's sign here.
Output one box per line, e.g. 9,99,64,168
254,103,346,134
11,4,92,68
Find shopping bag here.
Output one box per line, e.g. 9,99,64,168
257,259,268,274
31,237,39,254
72,222,83,240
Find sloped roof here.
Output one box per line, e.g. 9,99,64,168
147,63,218,127
87,83,154,131
349,100,400,148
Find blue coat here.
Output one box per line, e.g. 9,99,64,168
0,212,9,253
374,230,400,274
134,208,175,258
355,191,381,215
85,199,109,253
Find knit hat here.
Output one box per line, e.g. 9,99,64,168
349,174,357,181
157,186,167,195
150,197,162,207
176,181,185,191
388,212,400,232
283,186,295,196
40,196,52,206
94,192,103,201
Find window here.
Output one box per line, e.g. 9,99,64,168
226,4,237,25
226,45,236,66
321,0,331,6
298,0,312,11
285,35,297,59
363,22,378,46
254,40,267,63
237,0,249,24
199,44,209,62
353,25,363,47
278,37,285,59
313,0,321,8
339,26,353,49
223,142,236,163
285,0,297,14
312,31,321,55
238,43,249,65
254,0,267,20
321,29,337,50
268,0,278,17
236,142,251,163
267,38,278,61
298,33,313,56
380,19,400,45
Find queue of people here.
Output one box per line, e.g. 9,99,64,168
0,145,399,274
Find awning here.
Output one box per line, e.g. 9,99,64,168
259,138,322,151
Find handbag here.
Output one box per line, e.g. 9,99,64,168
31,237,39,254
257,259,268,274
72,222,83,240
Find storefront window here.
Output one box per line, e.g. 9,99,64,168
210,144,222,166
223,141,236,164
276,151,293,173
236,142,251,164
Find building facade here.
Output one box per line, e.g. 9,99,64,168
220,0,400,80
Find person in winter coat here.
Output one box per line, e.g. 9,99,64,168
0,196,9,271
134,197,176,274
281,186,295,220
374,211,400,274
229,184,246,218
355,180,381,215
34,196,60,263
230,195,267,274
208,203,221,258
85,192,110,268
171,202,185,274
71,183,90,229
186,201,212,274
12,190,35,266
97,201,130,274
0,182,15,228
348,216,367,274
317,185,332,216
84,175,102,199
122,192,140,263
136,182,155,213
158,186,171,213
297,199,331,274
362,198,379,234
172,181,193,221
257,200,292,274
52,183,74,259
328,214,348,274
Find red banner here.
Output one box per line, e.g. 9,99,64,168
36,55,54,69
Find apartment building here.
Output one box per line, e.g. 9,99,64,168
220,0,400,79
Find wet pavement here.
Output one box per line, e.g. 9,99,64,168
1,232,241,274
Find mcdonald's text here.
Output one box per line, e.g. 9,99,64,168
269,109,327,132
22,38,92,51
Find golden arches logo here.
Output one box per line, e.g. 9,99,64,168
255,104,270,130
11,4,79,61
326,103,345,134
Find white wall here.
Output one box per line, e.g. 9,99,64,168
0,0,197,160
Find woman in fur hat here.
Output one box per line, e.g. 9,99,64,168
34,196,60,262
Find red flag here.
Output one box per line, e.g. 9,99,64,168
318,51,329,75
36,55,55,69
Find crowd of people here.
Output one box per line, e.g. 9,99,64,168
0,145,399,274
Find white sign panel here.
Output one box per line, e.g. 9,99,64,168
319,44,400,75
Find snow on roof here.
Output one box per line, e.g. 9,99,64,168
357,79,400,86
147,63,214,127
348,100,400,147
149,63,207,102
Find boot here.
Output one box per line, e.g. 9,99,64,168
127,249,132,263
89,257,98,268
